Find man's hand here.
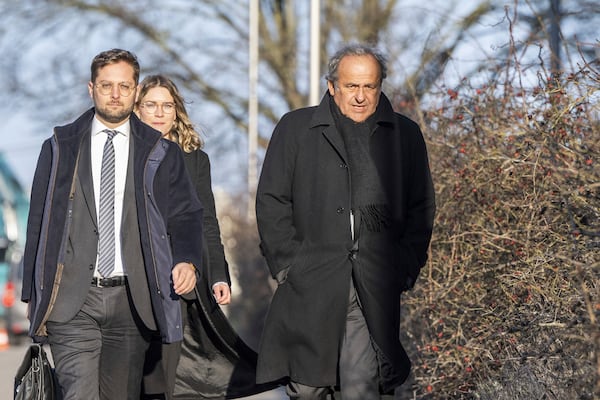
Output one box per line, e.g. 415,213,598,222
172,262,197,295
212,283,231,305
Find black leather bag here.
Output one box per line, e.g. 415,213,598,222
14,343,59,400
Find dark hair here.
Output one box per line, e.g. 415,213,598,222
90,49,140,84
325,43,388,84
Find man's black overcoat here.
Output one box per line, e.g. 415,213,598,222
255,93,435,393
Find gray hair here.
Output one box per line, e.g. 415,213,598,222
325,43,388,84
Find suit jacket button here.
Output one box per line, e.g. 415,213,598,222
336,207,344,214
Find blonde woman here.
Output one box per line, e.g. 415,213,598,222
136,75,276,399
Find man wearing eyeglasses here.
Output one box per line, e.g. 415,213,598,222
21,48,204,400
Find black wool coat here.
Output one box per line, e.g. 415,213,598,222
173,150,278,398
255,93,435,393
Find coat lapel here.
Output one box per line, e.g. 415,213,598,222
76,130,97,226
321,124,347,163
311,93,348,163
129,114,157,193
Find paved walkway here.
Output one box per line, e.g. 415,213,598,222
1,341,286,399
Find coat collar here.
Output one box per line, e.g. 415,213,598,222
53,108,95,155
309,91,396,129
308,92,397,162
129,111,162,146
53,108,161,144
53,108,161,162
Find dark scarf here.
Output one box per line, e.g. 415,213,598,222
330,96,391,232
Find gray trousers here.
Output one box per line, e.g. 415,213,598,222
47,285,150,400
287,283,380,400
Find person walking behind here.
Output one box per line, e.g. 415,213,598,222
136,75,278,400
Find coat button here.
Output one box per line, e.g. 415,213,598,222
339,163,347,168
349,251,358,260
336,207,345,214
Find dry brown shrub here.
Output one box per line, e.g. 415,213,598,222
398,62,600,399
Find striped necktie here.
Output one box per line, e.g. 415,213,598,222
97,129,118,278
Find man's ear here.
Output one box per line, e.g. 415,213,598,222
327,80,337,96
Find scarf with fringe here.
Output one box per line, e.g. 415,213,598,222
330,97,391,232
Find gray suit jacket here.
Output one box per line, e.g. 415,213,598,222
48,130,97,322
49,130,156,331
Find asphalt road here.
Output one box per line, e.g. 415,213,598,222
0,341,28,399
0,341,285,400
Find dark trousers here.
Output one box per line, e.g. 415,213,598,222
338,283,380,399
287,283,380,400
47,285,150,400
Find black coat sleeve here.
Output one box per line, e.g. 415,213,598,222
183,150,230,287
163,142,204,272
255,112,303,279
22,139,53,302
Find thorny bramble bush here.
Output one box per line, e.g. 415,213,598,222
397,55,599,399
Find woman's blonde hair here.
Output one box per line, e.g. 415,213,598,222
136,75,203,152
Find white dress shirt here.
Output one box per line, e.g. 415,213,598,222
91,117,130,277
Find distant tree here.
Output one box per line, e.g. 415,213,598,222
5,0,580,152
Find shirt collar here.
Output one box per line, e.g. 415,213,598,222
92,115,130,137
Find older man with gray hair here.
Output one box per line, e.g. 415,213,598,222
255,43,436,399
